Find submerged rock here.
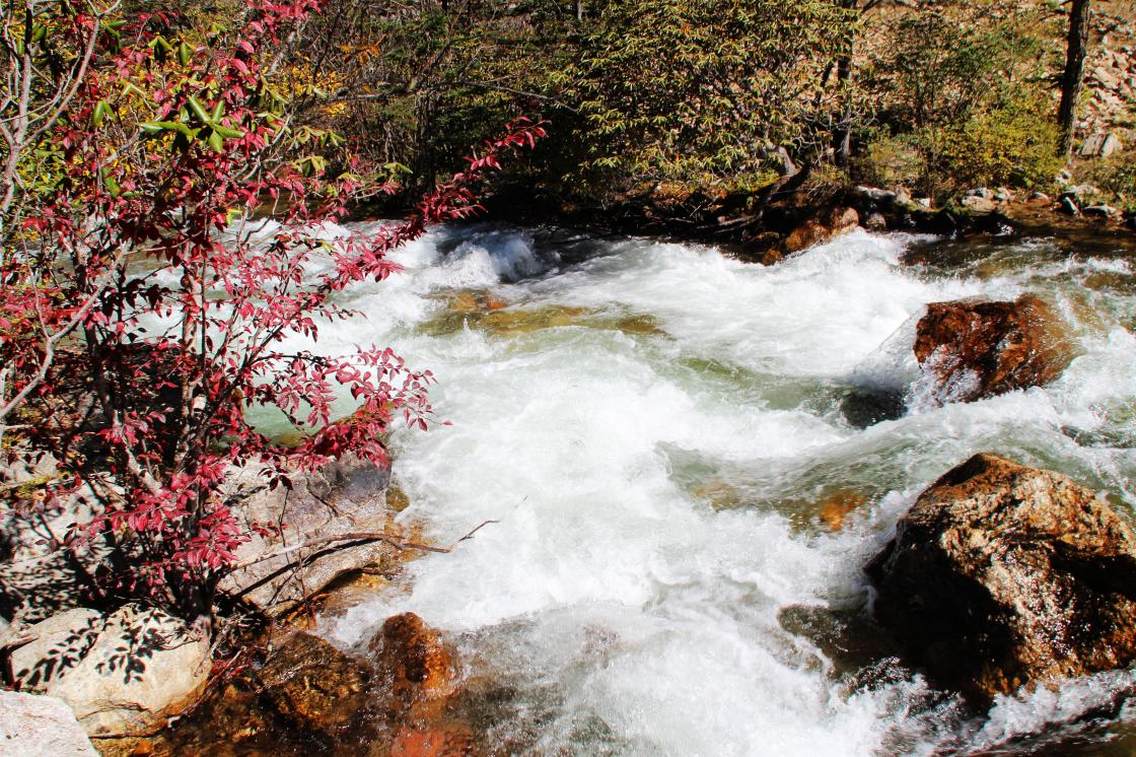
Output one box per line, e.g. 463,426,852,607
0,690,97,756
419,295,665,340
10,604,210,736
867,453,1136,705
817,490,870,532
913,294,1075,404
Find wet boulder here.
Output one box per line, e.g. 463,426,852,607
368,612,458,722
913,294,1075,404
867,453,1136,705
784,207,860,253
257,631,375,739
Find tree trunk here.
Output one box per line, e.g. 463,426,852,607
833,54,853,167
1057,0,1091,158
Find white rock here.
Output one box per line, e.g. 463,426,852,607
8,609,103,691
961,195,997,213
34,605,210,737
0,690,97,756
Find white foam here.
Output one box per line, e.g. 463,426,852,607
297,224,1136,754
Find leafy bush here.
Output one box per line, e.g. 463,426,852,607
0,1,543,623
563,0,853,188
859,1,1060,197
1085,147,1136,211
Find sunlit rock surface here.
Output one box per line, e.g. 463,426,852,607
868,453,1136,705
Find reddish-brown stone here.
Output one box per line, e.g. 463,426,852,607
913,294,1075,403
868,453,1136,705
784,206,860,253
370,613,458,721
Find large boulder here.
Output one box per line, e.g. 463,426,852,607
867,454,1136,705
0,690,97,756
221,453,396,616
8,605,210,736
913,294,1076,404
7,608,103,690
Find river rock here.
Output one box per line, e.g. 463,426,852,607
867,453,1136,705
14,604,210,736
784,207,860,253
1083,204,1118,219
0,690,97,756
257,631,374,739
913,294,1075,404
369,612,458,722
961,195,997,214
221,452,394,616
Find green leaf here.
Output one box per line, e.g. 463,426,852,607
140,121,196,138
121,81,147,99
211,125,243,139
187,97,211,124
92,101,110,128
207,131,224,152
178,42,192,67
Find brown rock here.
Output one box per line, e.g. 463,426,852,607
785,207,859,253
257,631,373,738
369,613,457,721
388,725,476,757
867,454,1136,705
818,491,869,531
913,294,1075,404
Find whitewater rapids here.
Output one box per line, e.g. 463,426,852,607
283,223,1136,755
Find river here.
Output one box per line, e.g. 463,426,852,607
293,222,1135,755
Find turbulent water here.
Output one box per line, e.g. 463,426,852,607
282,222,1135,755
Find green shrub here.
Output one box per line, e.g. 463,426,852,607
1085,147,1136,211
940,93,1063,191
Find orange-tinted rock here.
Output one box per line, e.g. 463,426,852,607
785,207,859,253
867,453,1136,705
913,294,1075,403
370,613,457,720
389,725,476,757
818,490,869,531
257,631,373,738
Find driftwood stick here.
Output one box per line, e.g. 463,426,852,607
231,531,450,572
455,519,499,543
232,518,503,572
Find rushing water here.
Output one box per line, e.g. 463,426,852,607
284,222,1135,755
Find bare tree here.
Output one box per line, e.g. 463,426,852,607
0,1,118,444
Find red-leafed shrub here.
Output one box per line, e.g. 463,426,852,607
0,0,543,622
